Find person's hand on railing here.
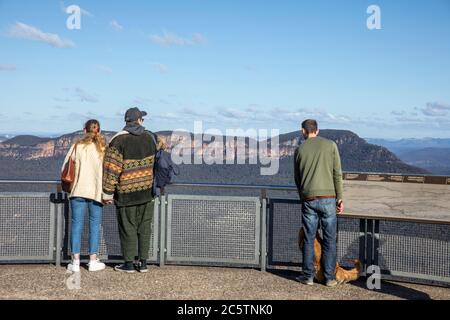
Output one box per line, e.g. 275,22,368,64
336,199,344,214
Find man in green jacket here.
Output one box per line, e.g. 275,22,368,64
294,119,344,287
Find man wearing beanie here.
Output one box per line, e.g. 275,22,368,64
102,107,166,273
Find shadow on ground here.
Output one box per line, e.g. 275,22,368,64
267,269,432,300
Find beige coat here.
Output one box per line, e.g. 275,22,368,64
61,143,104,203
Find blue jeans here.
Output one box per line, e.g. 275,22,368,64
301,198,337,281
70,197,103,255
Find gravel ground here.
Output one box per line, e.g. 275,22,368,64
0,264,449,300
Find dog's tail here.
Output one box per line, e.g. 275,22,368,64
344,259,363,281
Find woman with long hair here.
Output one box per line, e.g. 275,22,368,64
62,119,107,272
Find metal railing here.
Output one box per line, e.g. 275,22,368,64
0,176,449,288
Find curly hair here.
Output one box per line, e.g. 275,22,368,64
78,119,106,156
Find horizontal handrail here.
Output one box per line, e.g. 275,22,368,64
169,182,298,191
335,212,450,225
1,180,297,191
1,171,449,186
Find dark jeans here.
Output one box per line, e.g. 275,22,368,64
117,201,154,262
301,198,337,281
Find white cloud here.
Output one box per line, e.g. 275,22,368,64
0,64,16,71
150,102,447,132
151,63,169,74
8,22,75,48
74,87,98,103
133,96,153,105
154,113,179,120
219,108,251,120
391,110,406,116
421,102,450,117
95,65,113,75
149,30,207,46
395,116,423,123
181,107,211,118
53,97,70,102
268,108,351,124
153,106,352,126
191,33,208,45
110,20,123,31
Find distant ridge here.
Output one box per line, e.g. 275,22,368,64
2,135,50,147
397,147,450,175
366,138,450,175
0,129,428,180
0,135,14,143
366,137,450,154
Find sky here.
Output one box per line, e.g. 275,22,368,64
0,0,449,138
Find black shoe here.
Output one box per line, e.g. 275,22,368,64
114,262,135,273
135,260,148,273
295,275,314,286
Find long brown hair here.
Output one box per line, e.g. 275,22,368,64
78,119,106,156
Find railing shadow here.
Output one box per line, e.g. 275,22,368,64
348,278,432,300
266,268,432,300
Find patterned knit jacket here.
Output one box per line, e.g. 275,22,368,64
102,130,166,207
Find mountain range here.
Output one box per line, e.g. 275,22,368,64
0,135,14,143
366,138,450,175
0,129,428,183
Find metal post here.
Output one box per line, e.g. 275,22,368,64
159,195,166,267
55,193,64,267
366,219,374,268
260,188,267,200
359,219,367,276
152,197,160,262
260,198,267,272
373,219,380,267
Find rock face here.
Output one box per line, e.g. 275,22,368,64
0,131,114,160
0,129,428,174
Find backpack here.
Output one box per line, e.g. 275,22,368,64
148,131,180,197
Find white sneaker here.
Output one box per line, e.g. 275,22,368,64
67,260,80,273
88,259,106,272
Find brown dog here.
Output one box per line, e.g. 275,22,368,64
298,227,362,284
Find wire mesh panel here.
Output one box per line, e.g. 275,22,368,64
377,220,450,285
336,217,361,268
166,195,261,267
268,199,302,267
267,198,362,269
0,193,55,262
63,199,159,263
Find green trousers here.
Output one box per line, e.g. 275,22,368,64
117,201,154,262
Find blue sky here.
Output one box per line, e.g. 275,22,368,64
0,0,449,138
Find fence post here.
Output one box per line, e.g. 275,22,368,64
359,219,368,276
260,197,267,272
373,219,380,267
367,219,373,270
54,192,65,267
159,195,166,267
